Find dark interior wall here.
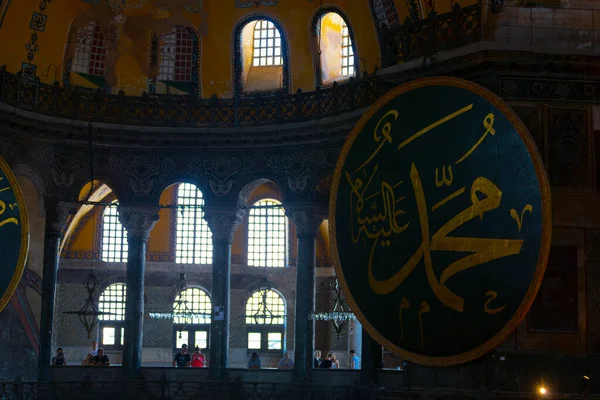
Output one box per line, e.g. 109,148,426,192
0,302,37,381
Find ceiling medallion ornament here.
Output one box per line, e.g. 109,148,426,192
235,0,278,7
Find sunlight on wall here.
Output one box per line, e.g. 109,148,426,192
241,20,283,93
319,12,354,86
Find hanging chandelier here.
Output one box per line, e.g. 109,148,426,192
63,271,113,338
313,277,355,339
148,273,211,338
242,276,286,325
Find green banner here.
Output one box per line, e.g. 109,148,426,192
0,156,29,313
330,77,551,366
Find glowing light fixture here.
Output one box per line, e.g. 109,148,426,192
538,386,547,395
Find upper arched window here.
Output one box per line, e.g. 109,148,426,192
234,17,290,94
173,287,212,351
149,27,199,96
248,199,287,268
245,289,285,351
72,22,109,78
101,205,128,263
176,183,212,265
252,20,282,67
99,283,126,348
372,0,399,28
314,11,357,86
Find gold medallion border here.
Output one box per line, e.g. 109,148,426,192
0,156,30,313
329,76,552,367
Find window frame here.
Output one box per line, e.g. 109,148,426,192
311,7,359,87
247,198,288,268
98,283,127,351
172,286,212,354
245,289,286,354
175,183,213,265
72,22,109,77
251,20,283,67
101,204,128,263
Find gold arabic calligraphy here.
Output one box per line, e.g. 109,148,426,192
346,104,530,316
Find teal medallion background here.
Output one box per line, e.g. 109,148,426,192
0,156,29,313
330,78,551,366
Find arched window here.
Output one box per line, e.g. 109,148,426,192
313,10,357,86
72,22,108,78
245,289,285,351
173,287,212,352
252,20,282,67
149,27,199,95
101,205,128,263
248,199,287,268
176,183,212,264
372,0,399,28
99,283,126,349
233,16,290,94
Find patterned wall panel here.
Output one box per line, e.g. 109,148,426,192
54,284,96,347
528,246,578,332
548,108,592,189
511,104,544,162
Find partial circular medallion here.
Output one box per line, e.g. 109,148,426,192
330,77,551,366
0,157,30,313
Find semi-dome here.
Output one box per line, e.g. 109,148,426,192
0,0,471,98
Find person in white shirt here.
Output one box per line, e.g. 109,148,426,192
90,341,99,357
277,352,295,370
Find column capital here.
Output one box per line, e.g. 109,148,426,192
285,202,328,237
118,205,160,242
44,198,78,237
203,204,246,244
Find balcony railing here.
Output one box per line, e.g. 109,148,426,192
0,68,389,128
380,3,482,67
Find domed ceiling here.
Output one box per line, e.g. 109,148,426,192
0,0,468,98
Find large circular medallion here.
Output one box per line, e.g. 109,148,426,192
0,156,29,313
330,77,551,366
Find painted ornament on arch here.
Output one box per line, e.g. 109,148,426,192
329,77,551,366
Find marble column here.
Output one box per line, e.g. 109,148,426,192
203,204,245,380
348,319,362,367
360,328,383,384
118,205,159,376
286,203,326,381
37,199,76,381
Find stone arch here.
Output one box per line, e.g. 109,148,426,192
309,5,360,87
231,13,291,95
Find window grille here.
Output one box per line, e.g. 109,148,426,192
99,283,126,349
72,23,108,76
341,21,355,77
248,199,287,268
252,20,282,67
373,0,399,27
101,205,128,263
158,27,194,82
173,287,212,325
176,183,212,264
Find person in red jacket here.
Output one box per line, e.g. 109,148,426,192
191,346,205,368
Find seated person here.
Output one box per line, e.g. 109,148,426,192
173,344,191,368
320,353,333,369
247,352,261,369
277,352,294,370
52,348,67,366
92,348,110,366
81,354,94,366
